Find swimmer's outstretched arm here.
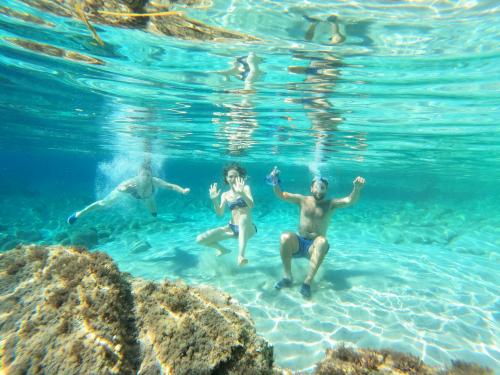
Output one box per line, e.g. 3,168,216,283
153,177,190,195
330,176,365,209
267,166,303,204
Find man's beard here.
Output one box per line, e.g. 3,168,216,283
313,193,325,201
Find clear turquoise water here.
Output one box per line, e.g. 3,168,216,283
1,0,499,372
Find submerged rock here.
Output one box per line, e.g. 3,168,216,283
133,279,274,373
313,344,493,375
0,245,273,374
0,245,139,374
129,239,152,253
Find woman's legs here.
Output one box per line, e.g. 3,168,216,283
144,198,158,217
74,189,122,219
237,216,256,266
196,226,234,256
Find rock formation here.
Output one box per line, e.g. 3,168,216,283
0,244,273,374
313,344,493,375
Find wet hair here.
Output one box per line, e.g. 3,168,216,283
311,177,329,188
223,162,247,184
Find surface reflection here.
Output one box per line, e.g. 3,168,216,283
213,52,261,156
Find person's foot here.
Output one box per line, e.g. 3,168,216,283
300,283,311,298
274,278,292,290
216,248,231,256
238,255,248,266
67,212,78,225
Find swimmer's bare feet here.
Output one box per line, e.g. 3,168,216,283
216,248,231,256
238,255,248,266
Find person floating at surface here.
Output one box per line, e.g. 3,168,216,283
67,160,190,224
266,166,365,298
196,163,257,266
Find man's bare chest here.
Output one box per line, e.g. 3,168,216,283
301,200,330,220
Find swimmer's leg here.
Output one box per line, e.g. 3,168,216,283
275,231,299,287
301,236,329,298
144,198,158,217
196,226,234,256
237,216,256,266
67,189,121,224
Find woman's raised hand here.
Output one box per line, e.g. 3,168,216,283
209,183,220,200
233,177,245,194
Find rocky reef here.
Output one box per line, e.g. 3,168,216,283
0,245,493,374
313,344,493,375
0,245,273,374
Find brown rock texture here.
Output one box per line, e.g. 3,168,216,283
313,344,493,375
0,245,273,374
133,279,273,374
0,245,139,374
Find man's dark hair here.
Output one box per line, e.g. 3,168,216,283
311,177,329,188
223,163,247,184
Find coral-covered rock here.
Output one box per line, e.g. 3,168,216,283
133,279,274,374
313,344,493,375
0,245,139,374
0,245,273,374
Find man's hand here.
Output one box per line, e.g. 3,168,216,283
182,188,190,195
209,183,220,200
353,176,365,189
266,166,281,186
270,166,280,178
233,177,245,194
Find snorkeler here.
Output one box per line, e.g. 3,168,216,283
266,166,365,298
196,163,257,266
67,160,190,224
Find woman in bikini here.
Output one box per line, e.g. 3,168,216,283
196,163,257,266
67,159,189,224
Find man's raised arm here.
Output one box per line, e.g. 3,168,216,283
266,166,302,204
330,176,365,209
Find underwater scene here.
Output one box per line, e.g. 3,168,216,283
0,0,499,373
